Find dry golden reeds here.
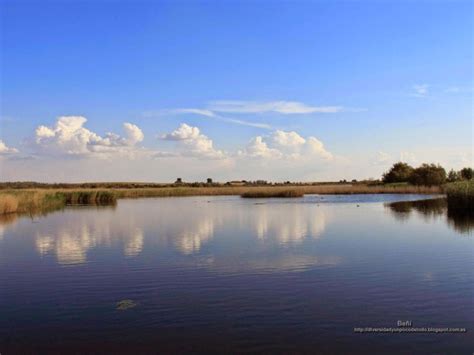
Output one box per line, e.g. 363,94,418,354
0,194,19,214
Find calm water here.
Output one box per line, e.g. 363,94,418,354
0,195,473,354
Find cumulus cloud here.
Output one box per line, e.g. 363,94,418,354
240,136,282,159
161,123,226,159
123,123,144,145
34,116,144,157
239,130,332,161
0,140,18,154
271,130,306,147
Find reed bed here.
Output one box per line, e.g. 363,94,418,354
0,194,19,214
446,180,474,211
0,190,63,215
241,189,304,198
0,184,443,215
112,184,441,198
0,189,117,216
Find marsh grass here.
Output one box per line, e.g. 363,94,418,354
446,180,474,211
0,189,116,216
0,184,442,216
0,195,19,214
241,189,304,198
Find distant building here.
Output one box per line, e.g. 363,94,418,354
175,178,182,184
207,178,213,184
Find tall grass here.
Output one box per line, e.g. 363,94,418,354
446,180,474,211
0,189,117,216
241,189,304,198
0,184,442,215
0,195,19,214
111,184,441,198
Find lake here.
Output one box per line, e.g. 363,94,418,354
0,194,472,354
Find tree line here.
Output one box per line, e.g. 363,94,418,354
382,162,473,186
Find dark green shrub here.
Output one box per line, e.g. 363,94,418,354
382,162,414,183
409,164,446,186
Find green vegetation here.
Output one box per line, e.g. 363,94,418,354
0,184,443,216
460,167,473,180
446,180,474,211
409,164,446,186
0,190,116,216
2,162,471,216
383,162,473,187
382,162,414,183
383,162,446,186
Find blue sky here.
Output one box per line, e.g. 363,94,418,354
1,0,472,182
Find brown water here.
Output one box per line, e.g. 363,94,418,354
0,195,472,354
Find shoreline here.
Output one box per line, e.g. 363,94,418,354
0,184,444,216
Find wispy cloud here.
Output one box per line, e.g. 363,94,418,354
411,84,429,97
144,108,272,129
144,99,345,130
444,86,473,94
207,100,343,114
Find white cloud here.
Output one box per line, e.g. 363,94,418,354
34,116,144,157
123,123,144,145
305,137,333,160
239,136,282,159
239,130,332,161
166,108,216,117
0,140,18,154
208,100,343,114
161,123,226,159
372,151,391,165
412,84,429,97
271,130,306,147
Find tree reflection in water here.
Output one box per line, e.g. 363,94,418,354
386,197,474,234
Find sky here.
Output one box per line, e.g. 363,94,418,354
0,0,472,182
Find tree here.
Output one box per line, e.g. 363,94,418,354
460,167,473,180
409,164,446,186
382,162,414,183
447,169,460,182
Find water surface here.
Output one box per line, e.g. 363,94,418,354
0,194,472,354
